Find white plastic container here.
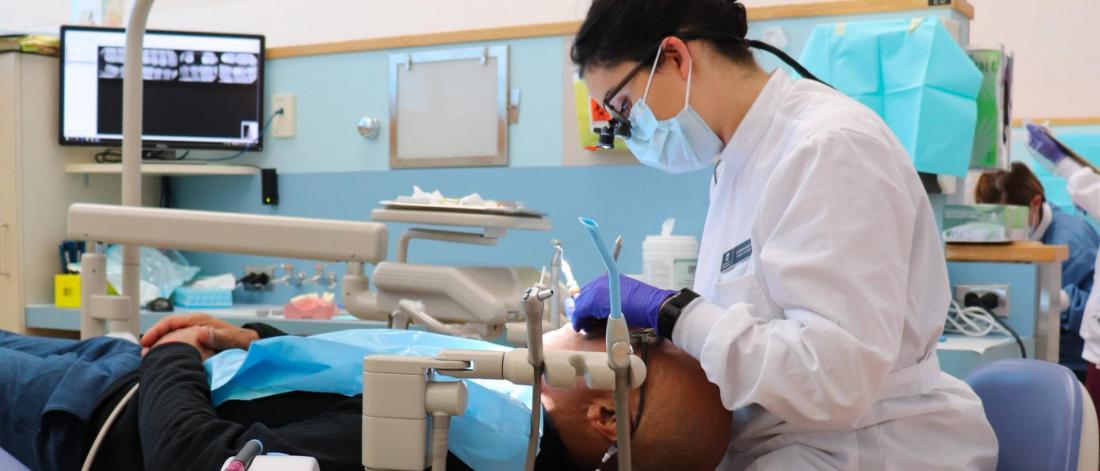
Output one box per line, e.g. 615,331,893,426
643,219,699,290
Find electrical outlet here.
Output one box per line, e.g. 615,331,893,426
243,265,276,291
955,284,1010,318
272,94,296,138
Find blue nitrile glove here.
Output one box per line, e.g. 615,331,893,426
569,274,677,333
1027,123,1069,166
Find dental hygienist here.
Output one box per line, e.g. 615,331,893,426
568,0,998,468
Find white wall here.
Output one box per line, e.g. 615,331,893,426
1,0,1095,119
0,0,831,43
0,0,71,33
968,0,1100,119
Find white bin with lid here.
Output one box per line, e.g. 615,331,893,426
642,219,699,290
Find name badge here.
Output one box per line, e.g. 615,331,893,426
721,239,752,273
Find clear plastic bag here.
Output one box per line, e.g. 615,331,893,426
105,246,201,303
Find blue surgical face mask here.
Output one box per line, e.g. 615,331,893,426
625,45,724,174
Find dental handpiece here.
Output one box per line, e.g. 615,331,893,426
225,439,262,471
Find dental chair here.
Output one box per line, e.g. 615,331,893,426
965,359,1100,471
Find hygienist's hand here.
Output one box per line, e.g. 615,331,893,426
570,274,676,333
1027,123,1069,166
149,325,217,361
141,314,258,356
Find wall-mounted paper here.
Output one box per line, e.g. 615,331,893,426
71,0,124,27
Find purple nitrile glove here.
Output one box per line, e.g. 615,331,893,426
1027,123,1069,166
569,274,677,333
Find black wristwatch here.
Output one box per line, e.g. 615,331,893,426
657,288,700,341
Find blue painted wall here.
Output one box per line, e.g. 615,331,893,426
174,166,712,302
167,7,982,306
186,36,566,172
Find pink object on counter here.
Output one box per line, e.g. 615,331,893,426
284,296,337,320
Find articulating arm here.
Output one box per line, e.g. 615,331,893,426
361,349,645,471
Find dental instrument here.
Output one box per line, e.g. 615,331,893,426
579,217,635,471
561,258,580,296
550,241,564,329
225,439,263,471
522,281,553,471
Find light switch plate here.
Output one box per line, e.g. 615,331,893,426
272,94,296,138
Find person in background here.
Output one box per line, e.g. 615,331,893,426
975,159,1100,380
1027,122,1100,415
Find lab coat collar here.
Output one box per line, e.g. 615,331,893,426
718,69,793,176
1030,202,1053,241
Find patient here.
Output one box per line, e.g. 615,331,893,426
0,315,729,471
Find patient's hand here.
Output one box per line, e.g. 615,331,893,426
148,325,217,360
141,314,259,357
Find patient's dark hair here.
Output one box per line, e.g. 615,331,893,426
975,162,1046,205
571,0,754,74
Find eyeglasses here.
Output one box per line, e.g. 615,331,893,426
596,59,653,149
597,329,662,469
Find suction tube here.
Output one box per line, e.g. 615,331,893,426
579,217,633,471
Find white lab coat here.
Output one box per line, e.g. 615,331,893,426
672,70,998,470
1055,159,1100,365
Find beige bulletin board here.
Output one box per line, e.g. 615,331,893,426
389,46,509,168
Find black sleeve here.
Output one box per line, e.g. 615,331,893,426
241,322,288,339
138,343,362,471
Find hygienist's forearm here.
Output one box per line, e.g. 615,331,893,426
670,298,721,359
1058,159,1100,216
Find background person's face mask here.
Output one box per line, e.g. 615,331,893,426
625,44,723,174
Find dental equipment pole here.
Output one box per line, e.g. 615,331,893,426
119,0,156,338
522,283,553,471
579,217,633,471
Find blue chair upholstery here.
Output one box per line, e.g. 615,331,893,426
0,447,29,471
966,359,1092,471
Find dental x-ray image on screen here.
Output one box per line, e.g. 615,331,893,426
60,26,265,151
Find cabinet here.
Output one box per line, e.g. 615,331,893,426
0,53,159,333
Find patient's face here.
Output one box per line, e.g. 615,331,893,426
541,327,731,470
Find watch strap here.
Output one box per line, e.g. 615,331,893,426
657,288,700,340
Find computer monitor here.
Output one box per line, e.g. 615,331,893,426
59,26,265,151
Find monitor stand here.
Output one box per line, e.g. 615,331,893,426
143,150,181,161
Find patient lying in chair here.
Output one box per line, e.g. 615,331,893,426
0,315,729,471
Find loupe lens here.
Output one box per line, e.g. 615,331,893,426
597,126,617,149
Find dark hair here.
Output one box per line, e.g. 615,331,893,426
975,162,1046,206
570,0,753,74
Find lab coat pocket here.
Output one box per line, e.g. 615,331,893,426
714,272,777,320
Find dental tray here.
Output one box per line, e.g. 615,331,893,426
378,201,546,218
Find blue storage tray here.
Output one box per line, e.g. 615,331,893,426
173,287,233,308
